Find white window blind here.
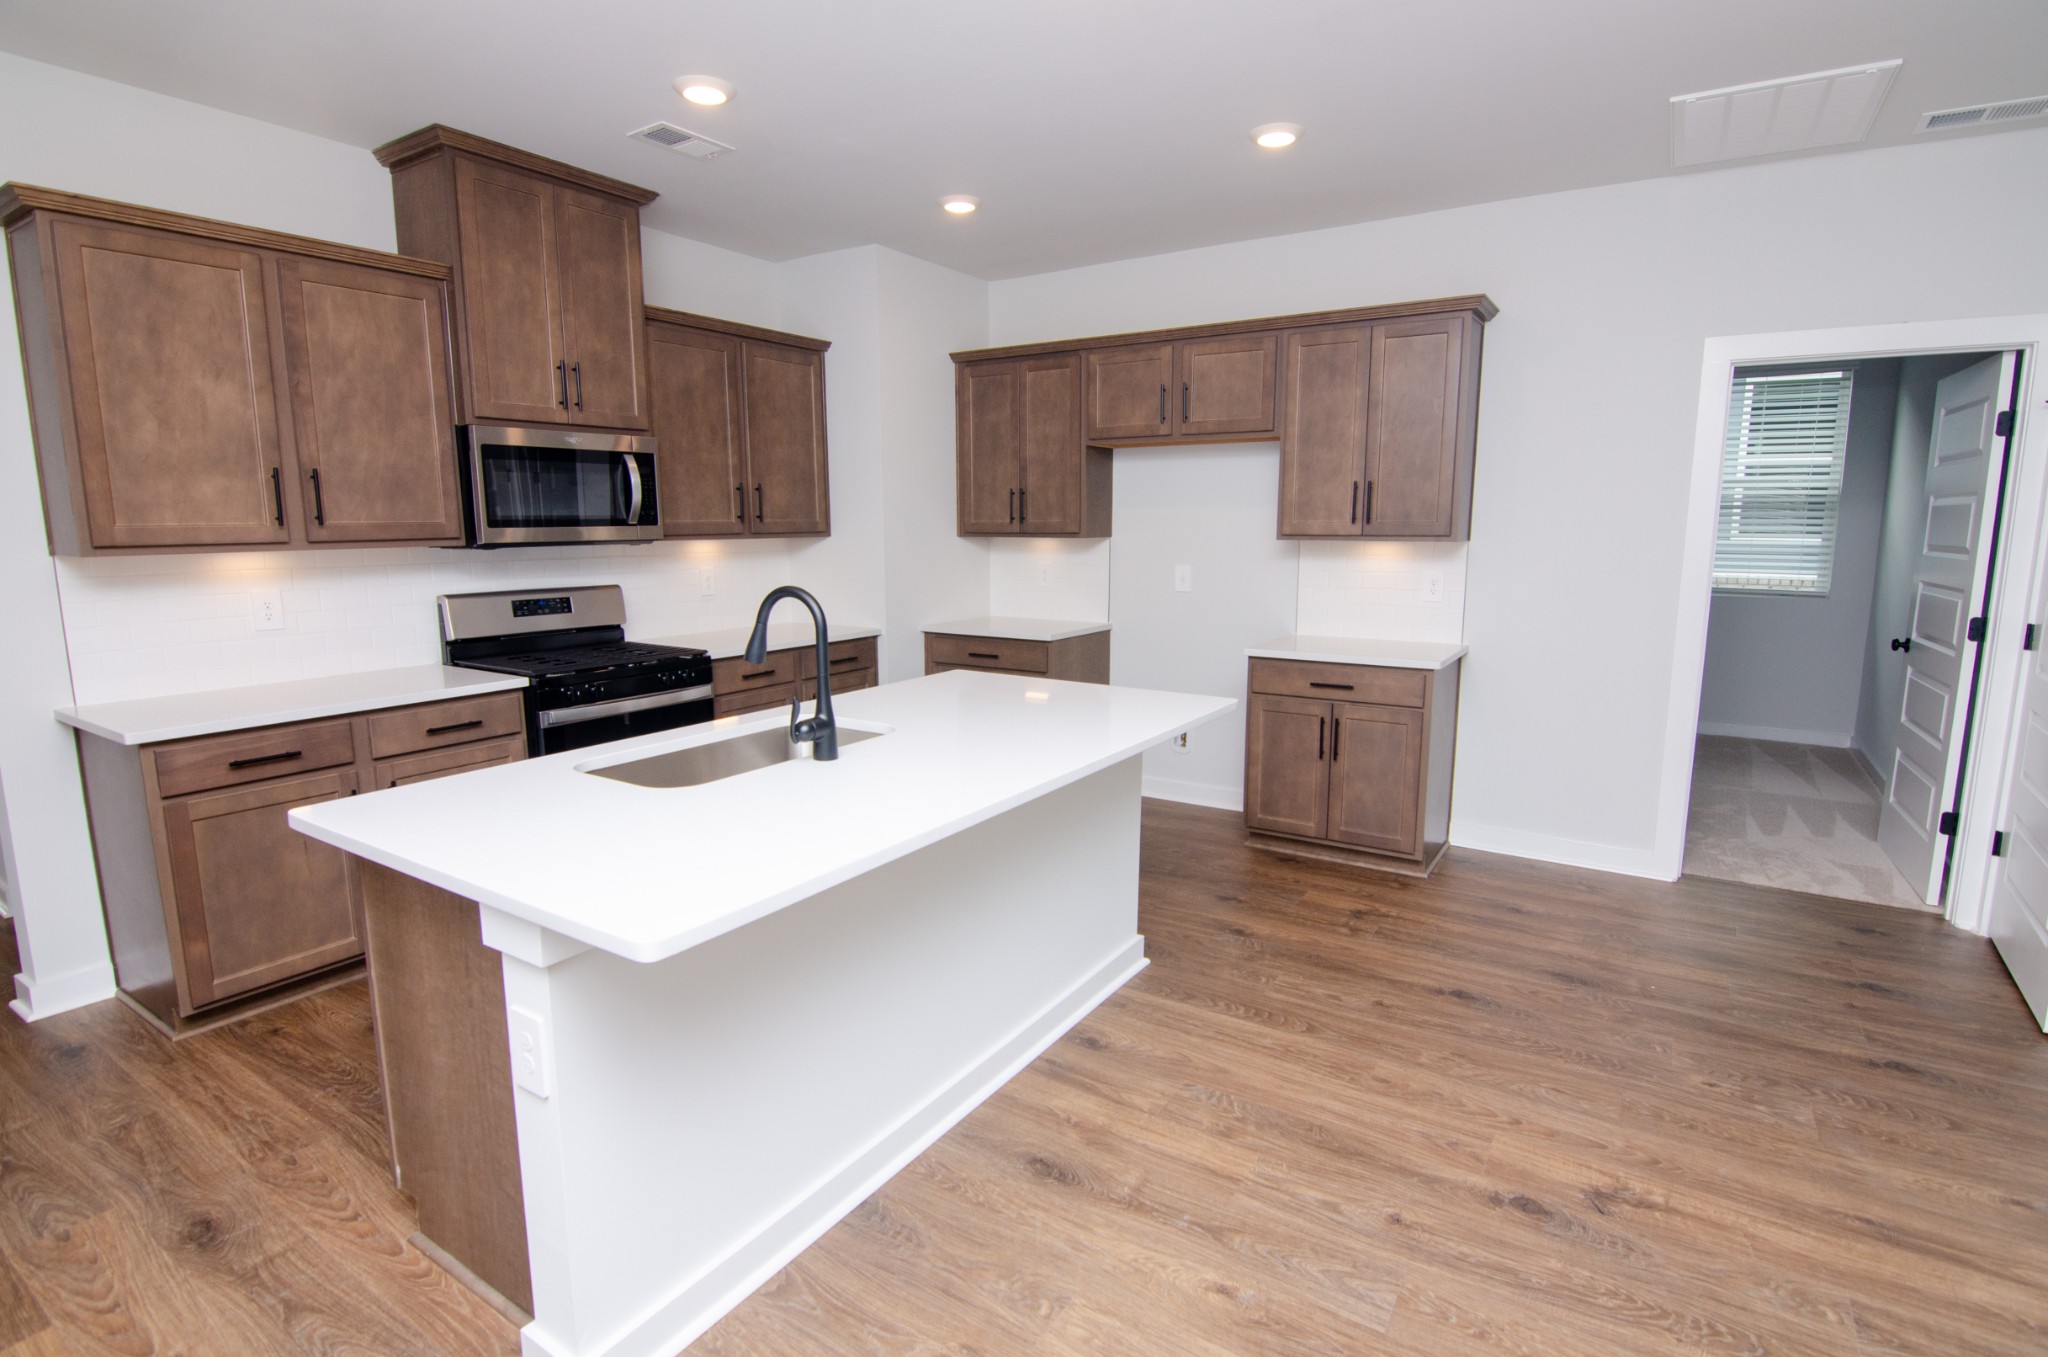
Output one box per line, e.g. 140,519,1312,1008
1713,368,1855,595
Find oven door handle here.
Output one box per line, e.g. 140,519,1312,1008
536,684,713,728
622,455,645,526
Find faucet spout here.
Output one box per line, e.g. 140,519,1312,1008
744,586,838,760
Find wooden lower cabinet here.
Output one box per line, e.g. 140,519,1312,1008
923,628,1111,683
1243,657,1459,873
712,635,878,717
79,689,526,1035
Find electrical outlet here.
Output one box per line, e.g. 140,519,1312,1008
509,1007,554,1098
1174,564,1192,593
252,588,285,631
1040,565,1052,586
1422,573,1444,603
699,568,716,597
1173,731,1191,753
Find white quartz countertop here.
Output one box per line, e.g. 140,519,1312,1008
1247,635,1468,670
292,672,1233,964
56,665,530,746
642,622,881,661
925,616,1111,642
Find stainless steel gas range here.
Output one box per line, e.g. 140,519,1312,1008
438,585,713,756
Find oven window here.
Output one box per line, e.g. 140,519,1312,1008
477,446,658,528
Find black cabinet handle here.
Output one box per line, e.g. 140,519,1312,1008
1332,718,1341,760
1365,480,1374,525
740,669,776,682
1318,715,1326,761
557,361,568,408
1351,481,1359,524
1308,681,1354,690
309,468,325,527
228,750,302,771
968,651,1001,660
1182,382,1190,421
829,655,860,668
425,719,485,736
1159,384,1167,423
755,484,763,522
735,484,746,522
270,467,284,526
1891,637,1913,653
572,363,583,411
1009,488,1016,524
1019,488,1027,524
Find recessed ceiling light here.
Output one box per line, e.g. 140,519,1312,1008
674,74,734,107
1251,122,1301,149
941,195,980,215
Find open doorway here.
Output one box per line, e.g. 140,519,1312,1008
1684,351,2016,911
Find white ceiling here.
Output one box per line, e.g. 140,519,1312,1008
2,0,2045,279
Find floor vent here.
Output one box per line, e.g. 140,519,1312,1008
1671,60,1900,167
628,123,735,160
1920,95,2048,132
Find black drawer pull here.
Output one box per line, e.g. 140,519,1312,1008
740,669,777,682
967,651,1001,660
227,750,303,770
829,655,860,667
425,719,485,736
1308,681,1355,690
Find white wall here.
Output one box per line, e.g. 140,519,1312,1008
1696,359,1900,746
989,125,2048,874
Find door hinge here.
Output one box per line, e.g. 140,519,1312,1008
1967,616,1986,643
1939,810,1959,836
1992,829,2007,857
1995,409,2014,439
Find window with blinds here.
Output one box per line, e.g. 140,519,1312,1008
1712,368,1856,595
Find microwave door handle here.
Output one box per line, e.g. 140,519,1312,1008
622,455,644,525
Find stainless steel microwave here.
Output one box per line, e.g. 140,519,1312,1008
460,423,661,547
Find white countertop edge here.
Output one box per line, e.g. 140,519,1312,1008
1245,636,1468,670
293,686,1236,964
925,616,1112,642
642,622,882,661
57,666,531,746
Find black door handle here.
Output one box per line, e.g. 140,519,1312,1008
1159,383,1167,423
270,467,284,526
735,484,745,522
557,360,568,408
1182,382,1189,421
1318,715,1326,760
572,362,583,411
1351,481,1359,525
1009,488,1016,524
1891,637,1913,653
1019,487,1027,524
309,467,325,527
755,484,763,522
1332,717,1341,760
1365,480,1374,525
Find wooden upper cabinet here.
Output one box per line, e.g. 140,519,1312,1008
1278,325,1370,538
957,359,1022,534
1019,355,1084,533
275,256,462,544
644,308,832,540
648,322,745,537
2,184,461,555
1085,343,1173,441
956,353,1107,538
33,217,289,550
1178,333,1277,437
1365,314,1476,539
378,126,656,432
743,340,828,536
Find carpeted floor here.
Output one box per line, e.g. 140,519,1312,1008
1684,735,1936,911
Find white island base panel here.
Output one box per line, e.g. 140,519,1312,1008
497,756,1146,1357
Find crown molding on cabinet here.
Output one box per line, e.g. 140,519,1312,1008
951,294,1498,363
372,124,659,206
643,305,832,352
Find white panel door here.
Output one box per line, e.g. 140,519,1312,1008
1877,354,2015,904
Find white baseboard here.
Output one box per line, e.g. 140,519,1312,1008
1141,775,1243,812
1696,721,1853,748
1450,821,1674,882
9,959,117,1023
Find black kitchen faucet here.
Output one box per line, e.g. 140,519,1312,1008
745,585,838,761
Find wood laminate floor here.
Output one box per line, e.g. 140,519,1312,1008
4,800,2046,1355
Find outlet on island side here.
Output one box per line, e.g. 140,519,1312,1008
1174,564,1192,592
253,588,285,631
509,1006,554,1098
1173,731,1190,753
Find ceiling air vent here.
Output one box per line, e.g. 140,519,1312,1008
628,122,735,160
1920,94,2048,132
1671,60,1901,167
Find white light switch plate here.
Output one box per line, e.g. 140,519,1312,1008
509,1006,554,1098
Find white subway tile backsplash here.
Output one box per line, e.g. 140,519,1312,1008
1293,540,1468,642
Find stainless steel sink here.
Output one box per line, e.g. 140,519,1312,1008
582,725,885,789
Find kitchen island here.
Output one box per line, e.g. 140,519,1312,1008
290,670,1233,1357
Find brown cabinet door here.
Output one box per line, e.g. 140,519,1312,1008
160,767,363,1009
648,324,746,537
47,218,290,548
1084,343,1174,441
1327,702,1425,856
1243,694,1331,840
276,256,462,543
957,360,1021,535
554,185,649,431
1018,354,1084,534
742,339,829,535
1365,315,1466,537
1278,325,1370,538
452,155,567,425
1177,334,1277,437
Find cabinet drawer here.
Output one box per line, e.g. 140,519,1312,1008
367,692,525,760
152,720,357,799
715,684,796,717
713,650,800,695
800,636,879,679
801,668,875,701
373,734,526,790
926,633,1050,674
1248,659,1425,708
928,662,1042,679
